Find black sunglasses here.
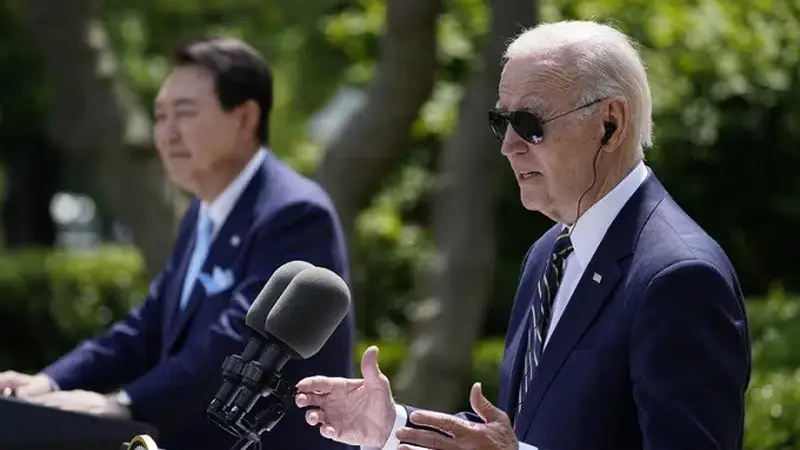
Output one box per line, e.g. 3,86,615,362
487,97,607,144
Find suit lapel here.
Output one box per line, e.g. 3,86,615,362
164,164,267,349
512,172,666,436
162,222,197,346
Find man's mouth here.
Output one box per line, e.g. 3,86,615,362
518,170,542,180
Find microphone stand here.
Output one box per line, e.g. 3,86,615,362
224,372,297,450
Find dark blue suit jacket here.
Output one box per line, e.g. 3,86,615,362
43,151,357,450
407,172,751,450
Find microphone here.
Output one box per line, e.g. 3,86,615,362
208,265,352,450
206,260,313,435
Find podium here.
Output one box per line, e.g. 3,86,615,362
0,395,156,450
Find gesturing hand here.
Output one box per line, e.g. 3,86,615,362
295,345,397,448
395,383,518,450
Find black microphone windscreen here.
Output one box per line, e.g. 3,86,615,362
244,261,314,335
265,267,351,359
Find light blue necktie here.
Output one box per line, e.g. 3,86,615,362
180,211,214,310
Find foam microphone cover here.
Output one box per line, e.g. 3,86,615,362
244,260,314,335
265,266,351,359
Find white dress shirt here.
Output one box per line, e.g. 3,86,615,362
202,148,267,236
366,161,649,450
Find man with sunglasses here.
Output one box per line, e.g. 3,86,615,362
294,20,751,450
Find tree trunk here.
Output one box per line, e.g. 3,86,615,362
393,0,539,412
0,134,60,248
315,0,442,242
24,0,181,273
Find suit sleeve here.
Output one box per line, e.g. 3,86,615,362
41,207,198,392
123,201,354,450
630,260,750,450
41,258,170,393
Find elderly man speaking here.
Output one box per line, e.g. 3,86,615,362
294,20,751,450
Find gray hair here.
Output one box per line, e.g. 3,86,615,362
504,20,654,151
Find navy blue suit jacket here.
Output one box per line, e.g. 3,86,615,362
43,151,357,450
407,172,751,450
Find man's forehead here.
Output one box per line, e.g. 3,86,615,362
497,57,573,111
155,67,212,105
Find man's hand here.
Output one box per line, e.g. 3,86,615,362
0,371,55,397
25,390,131,419
295,345,397,447
395,383,517,450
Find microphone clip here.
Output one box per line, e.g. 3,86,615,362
207,360,298,450
229,373,297,450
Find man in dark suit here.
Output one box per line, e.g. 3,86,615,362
0,37,355,450
291,20,751,450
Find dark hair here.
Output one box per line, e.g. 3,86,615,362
172,36,273,145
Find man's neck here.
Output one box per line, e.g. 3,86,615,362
196,147,259,204
566,153,641,225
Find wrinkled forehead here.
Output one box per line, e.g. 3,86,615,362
497,55,576,114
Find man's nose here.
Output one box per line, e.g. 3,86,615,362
500,128,528,156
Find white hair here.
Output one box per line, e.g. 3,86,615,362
504,20,654,151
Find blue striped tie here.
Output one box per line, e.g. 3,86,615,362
180,211,214,310
516,230,574,417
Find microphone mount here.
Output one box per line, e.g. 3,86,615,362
207,353,298,450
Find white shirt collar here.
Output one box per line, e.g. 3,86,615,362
200,148,267,235
566,161,649,267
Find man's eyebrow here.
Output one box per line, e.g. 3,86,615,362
520,94,551,114
154,97,197,109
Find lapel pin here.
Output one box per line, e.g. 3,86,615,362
230,235,240,247
592,273,602,283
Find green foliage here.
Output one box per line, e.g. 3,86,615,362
0,246,147,372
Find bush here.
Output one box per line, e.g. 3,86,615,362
0,246,147,372
0,246,799,449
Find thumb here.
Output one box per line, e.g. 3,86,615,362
470,382,502,423
360,345,383,381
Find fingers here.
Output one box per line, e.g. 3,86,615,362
469,382,505,423
17,384,49,398
305,408,327,427
396,427,455,450
295,392,327,408
296,376,339,395
360,345,382,381
0,371,25,390
409,411,467,436
302,404,340,441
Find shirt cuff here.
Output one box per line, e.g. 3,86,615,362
519,442,538,450
360,404,407,450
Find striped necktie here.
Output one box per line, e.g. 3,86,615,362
516,230,574,417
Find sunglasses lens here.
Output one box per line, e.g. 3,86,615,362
488,111,508,141
511,111,545,144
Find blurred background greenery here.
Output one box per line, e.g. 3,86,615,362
1,0,799,448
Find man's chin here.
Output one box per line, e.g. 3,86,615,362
165,172,197,194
